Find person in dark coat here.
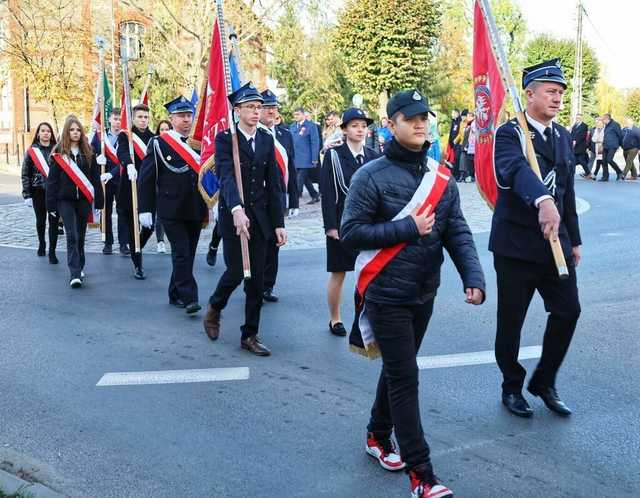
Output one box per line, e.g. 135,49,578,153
46,115,104,288
138,96,207,314
21,122,59,263
621,117,640,180
320,107,378,336
109,103,156,279
341,90,485,498
570,113,591,178
291,107,320,203
491,58,582,419
202,82,286,357
600,113,623,181
259,89,298,303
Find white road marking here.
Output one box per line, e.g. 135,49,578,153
96,367,250,386
417,345,541,370
575,197,590,215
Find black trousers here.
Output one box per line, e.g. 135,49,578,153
297,169,319,199
573,152,590,175
366,299,434,471
208,221,222,249
31,188,58,251
162,218,202,304
602,148,622,179
119,208,154,269
209,228,267,339
57,199,90,279
264,237,279,291
104,182,127,245
494,255,581,394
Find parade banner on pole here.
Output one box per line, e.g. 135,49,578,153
472,0,505,209
90,69,113,141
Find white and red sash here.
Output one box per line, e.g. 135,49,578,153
27,146,49,178
51,153,98,224
162,130,201,173
258,123,289,188
132,132,148,162
104,136,120,167
353,160,451,358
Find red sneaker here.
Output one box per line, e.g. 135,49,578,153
409,468,453,498
366,432,406,471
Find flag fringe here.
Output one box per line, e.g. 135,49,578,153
197,155,219,209
349,343,381,360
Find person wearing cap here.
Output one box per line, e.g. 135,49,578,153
341,89,485,498
202,82,286,356
137,96,207,315
319,107,379,337
258,88,298,303
109,103,155,279
491,58,582,418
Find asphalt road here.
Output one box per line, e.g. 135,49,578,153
0,177,638,498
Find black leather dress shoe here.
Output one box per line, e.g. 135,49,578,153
527,385,572,416
102,243,113,255
185,302,202,314
241,336,271,356
120,245,131,255
502,392,533,418
263,288,278,302
329,321,347,337
306,196,320,205
134,267,146,280
170,298,186,308
206,246,218,267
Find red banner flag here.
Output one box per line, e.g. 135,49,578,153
120,85,129,132
472,0,505,208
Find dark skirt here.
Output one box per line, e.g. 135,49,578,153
326,236,357,273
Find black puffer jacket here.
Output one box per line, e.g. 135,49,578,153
21,143,54,197
340,138,485,305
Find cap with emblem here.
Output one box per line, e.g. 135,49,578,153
340,107,373,128
164,95,195,114
228,81,263,107
386,89,436,119
522,58,567,90
260,89,279,107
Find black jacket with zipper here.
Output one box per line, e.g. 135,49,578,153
46,150,104,212
21,143,54,198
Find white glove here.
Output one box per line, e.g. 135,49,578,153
288,208,299,218
96,154,107,166
24,198,33,208
139,212,153,228
127,164,137,181
100,172,112,183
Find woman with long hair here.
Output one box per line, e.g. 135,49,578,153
153,119,173,253
46,116,104,288
320,108,379,336
21,122,59,263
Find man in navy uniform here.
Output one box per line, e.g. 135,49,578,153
491,58,582,417
202,83,286,356
138,96,207,314
291,107,321,204
259,89,298,302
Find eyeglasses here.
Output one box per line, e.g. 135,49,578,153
241,104,263,112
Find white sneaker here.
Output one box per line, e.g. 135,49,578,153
70,278,82,288
157,241,166,253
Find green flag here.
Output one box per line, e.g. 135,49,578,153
102,70,112,123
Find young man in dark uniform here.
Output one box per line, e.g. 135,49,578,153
491,59,582,418
341,89,485,498
202,82,286,356
138,96,207,314
259,89,298,303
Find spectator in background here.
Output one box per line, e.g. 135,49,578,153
590,117,605,180
453,109,469,181
601,113,624,181
427,114,441,163
364,111,378,150
571,113,592,179
621,117,640,181
291,107,321,204
322,111,343,151
460,110,476,182
377,116,393,152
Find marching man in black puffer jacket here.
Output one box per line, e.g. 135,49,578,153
341,89,486,498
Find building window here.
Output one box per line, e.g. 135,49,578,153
120,21,144,60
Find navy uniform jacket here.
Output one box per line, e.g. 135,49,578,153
290,119,320,169
137,134,207,222
90,132,121,186
275,124,299,209
320,142,379,232
489,117,581,264
215,127,284,240
116,127,155,211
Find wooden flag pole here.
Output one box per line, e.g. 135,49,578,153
121,57,141,253
217,0,251,280
96,37,107,242
478,0,569,280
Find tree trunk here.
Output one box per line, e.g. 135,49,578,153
378,90,389,118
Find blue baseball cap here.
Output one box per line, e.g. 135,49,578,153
387,89,435,119
522,58,567,90
228,82,263,107
164,95,195,114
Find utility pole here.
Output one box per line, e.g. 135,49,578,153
570,0,583,123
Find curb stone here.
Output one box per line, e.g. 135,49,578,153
0,469,66,498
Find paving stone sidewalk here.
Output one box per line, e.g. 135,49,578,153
0,183,493,254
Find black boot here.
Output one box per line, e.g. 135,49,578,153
48,250,58,264
37,241,46,257
206,246,218,267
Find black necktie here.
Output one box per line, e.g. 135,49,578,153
248,137,254,151
180,136,187,143
356,154,364,167
544,127,554,157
